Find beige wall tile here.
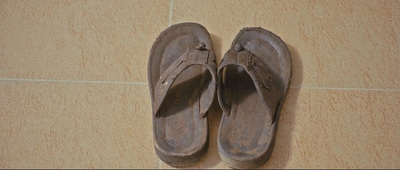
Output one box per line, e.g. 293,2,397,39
172,0,400,89
0,0,169,82
161,88,400,169
0,82,157,168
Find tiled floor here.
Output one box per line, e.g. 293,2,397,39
0,0,399,169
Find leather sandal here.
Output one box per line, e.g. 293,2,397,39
148,23,217,167
217,27,292,168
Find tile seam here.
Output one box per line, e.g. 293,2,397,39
1,78,399,91
0,78,148,85
168,0,173,26
290,86,400,92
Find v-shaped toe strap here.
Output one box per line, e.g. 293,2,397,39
153,47,217,118
217,48,280,123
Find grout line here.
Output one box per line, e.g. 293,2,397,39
169,0,173,26
290,86,400,92
0,78,148,85
1,78,399,92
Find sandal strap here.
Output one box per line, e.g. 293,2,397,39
153,47,217,118
217,49,280,124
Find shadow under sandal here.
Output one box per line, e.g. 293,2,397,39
217,27,292,168
148,23,217,167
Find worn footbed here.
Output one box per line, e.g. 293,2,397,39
218,28,291,169
148,23,213,166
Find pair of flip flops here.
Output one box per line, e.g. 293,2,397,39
148,23,291,168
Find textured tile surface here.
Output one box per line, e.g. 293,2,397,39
0,0,169,82
172,0,400,88
161,88,400,169
1,0,399,169
0,82,156,168
264,88,400,169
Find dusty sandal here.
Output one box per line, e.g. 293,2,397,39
148,23,217,167
217,27,292,168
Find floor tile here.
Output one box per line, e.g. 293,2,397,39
161,88,400,169
0,0,170,82
1,0,399,169
171,0,400,89
0,82,157,168
266,88,400,169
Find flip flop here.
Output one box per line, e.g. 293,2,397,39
217,27,292,168
148,23,217,166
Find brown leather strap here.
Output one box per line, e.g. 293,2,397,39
153,47,217,118
217,49,279,119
